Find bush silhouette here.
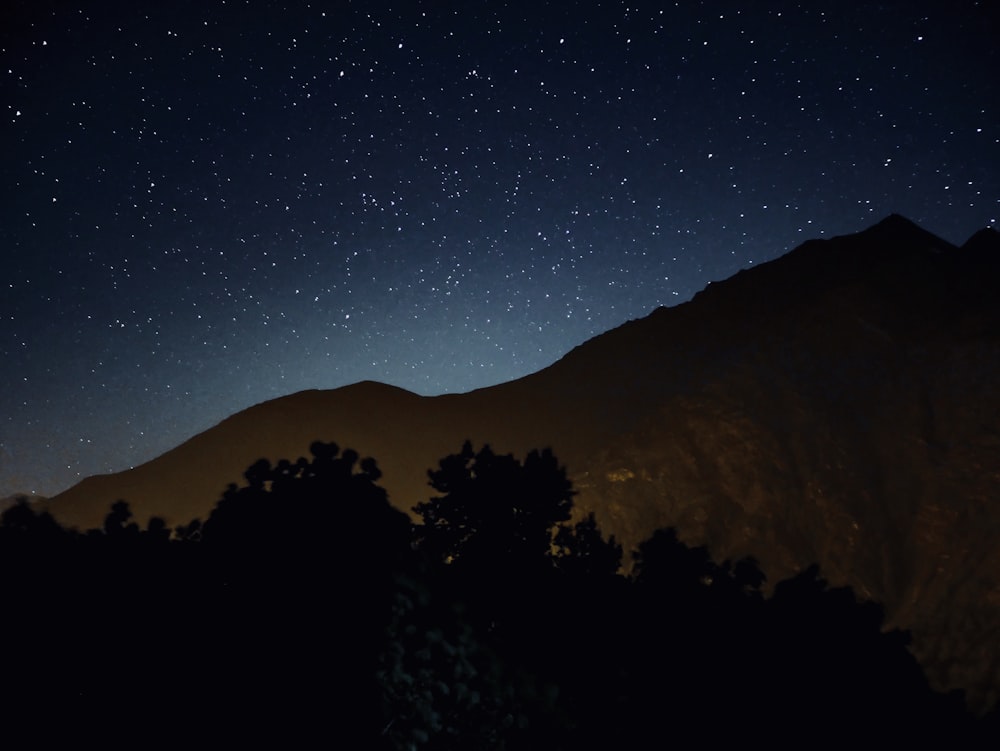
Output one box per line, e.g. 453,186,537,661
201,440,410,569
413,441,581,575
1,445,993,747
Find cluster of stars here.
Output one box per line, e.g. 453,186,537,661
1,1,996,496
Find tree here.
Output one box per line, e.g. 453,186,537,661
0,499,67,543
554,512,622,579
413,442,575,575
200,440,409,564
102,499,140,537
191,442,415,744
632,527,718,598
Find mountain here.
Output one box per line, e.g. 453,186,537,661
42,215,1000,709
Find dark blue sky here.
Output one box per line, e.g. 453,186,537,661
2,1,997,497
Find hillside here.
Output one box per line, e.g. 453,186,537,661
43,215,1000,708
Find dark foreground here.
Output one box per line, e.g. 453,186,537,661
2,442,996,748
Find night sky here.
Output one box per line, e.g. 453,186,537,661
2,1,997,498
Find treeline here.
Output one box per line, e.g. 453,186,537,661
1,441,995,747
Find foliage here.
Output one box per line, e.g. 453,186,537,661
0,443,990,746
413,441,575,575
202,440,410,562
553,511,622,579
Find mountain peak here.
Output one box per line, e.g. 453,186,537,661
872,212,923,233
856,213,952,251
962,225,1000,252
689,215,954,315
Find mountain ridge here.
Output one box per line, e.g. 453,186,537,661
40,215,1000,709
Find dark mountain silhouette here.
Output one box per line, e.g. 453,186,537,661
42,214,1000,709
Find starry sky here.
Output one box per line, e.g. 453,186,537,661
2,1,997,498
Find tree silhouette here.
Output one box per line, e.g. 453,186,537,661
759,563,957,738
3,449,993,747
102,499,140,537
413,441,574,576
554,511,622,580
200,440,410,568
405,443,634,748
0,498,65,537
632,526,719,599
193,441,413,744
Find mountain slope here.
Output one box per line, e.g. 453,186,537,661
43,215,1000,708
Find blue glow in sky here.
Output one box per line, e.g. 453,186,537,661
2,1,997,496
